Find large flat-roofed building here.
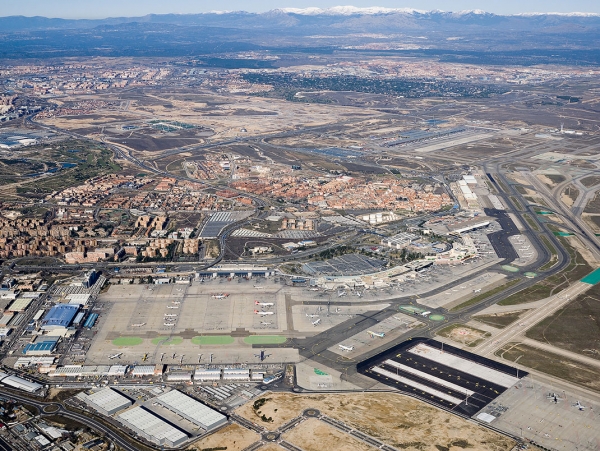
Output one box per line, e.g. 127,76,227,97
154,390,227,431
118,406,189,447
0,372,42,393
78,388,133,416
41,304,79,330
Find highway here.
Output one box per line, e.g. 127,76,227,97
0,388,143,451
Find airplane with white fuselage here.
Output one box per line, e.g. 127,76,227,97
253,285,264,289
254,310,274,316
131,323,146,327
164,314,177,317
171,301,181,304
255,301,274,307
309,288,319,291
473,289,481,293
212,293,229,299
261,321,272,326
573,401,586,411
338,290,347,297
367,330,385,338
167,305,179,309
164,323,175,327
312,318,321,326
109,353,123,359
339,344,354,352
306,313,319,318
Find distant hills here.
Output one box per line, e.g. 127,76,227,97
0,8,599,62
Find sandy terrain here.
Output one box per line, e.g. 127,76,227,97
284,418,375,451
235,392,515,451
438,324,490,347
564,235,599,266
186,423,258,451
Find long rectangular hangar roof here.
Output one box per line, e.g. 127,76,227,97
118,406,188,446
42,304,79,328
155,390,227,430
82,388,132,415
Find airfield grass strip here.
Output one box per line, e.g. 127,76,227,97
522,213,540,231
450,279,521,312
538,235,558,271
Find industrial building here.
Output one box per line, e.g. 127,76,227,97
41,304,79,331
118,406,189,448
222,368,250,380
193,369,221,381
0,371,43,393
78,388,133,416
154,390,227,432
23,336,59,355
381,232,420,249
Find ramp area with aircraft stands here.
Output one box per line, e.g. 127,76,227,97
357,338,526,417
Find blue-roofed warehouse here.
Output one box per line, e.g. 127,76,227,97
41,304,79,331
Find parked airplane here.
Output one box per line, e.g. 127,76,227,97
142,353,148,362
261,321,272,326
547,393,562,403
355,291,363,297
421,311,432,316
171,301,181,304
167,306,179,309
367,330,385,338
255,301,274,307
212,293,229,299
255,350,271,361
130,323,146,327
254,310,274,316
573,401,586,411
473,289,482,293
164,323,175,327
309,288,319,291
109,353,123,359
338,344,354,352
164,314,177,317
253,285,264,289
338,291,347,297
312,318,321,326
306,313,319,318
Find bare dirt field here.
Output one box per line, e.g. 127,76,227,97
437,324,491,347
186,423,258,451
235,392,515,451
284,418,375,451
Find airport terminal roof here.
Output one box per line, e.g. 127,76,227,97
41,304,79,329
1,375,42,393
155,390,227,431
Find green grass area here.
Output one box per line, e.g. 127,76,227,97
244,335,287,345
473,310,528,329
526,283,600,360
509,196,523,211
515,185,528,195
151,336,183,345
15,140,121,198
538,235,558,271
191,336,235,345
522,213,540,231
580,175,600,188
112,337,143,346
497,343,600,391
545,174,566,185
498,236,592,306
449,279,521,312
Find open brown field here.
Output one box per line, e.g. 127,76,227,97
436,323,491,347
497,343,600,392
186,423,258,451
284,418,375,451
474,310,529,329
235,392,515,451
526,283,600,360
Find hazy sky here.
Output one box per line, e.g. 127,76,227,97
4,0,600,19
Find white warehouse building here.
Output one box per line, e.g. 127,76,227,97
118,406,189,448
154,390,227,432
